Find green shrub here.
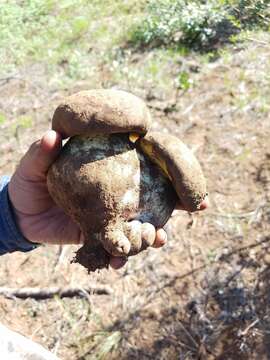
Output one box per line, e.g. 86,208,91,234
129,0,270,50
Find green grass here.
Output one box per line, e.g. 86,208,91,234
78,331,121,360
0,0,144,82
1,0,268,92
0,113,6,125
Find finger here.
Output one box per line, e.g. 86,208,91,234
102,225,131,257
152,228,167,248
175,196,209,211
41,130,62,155
37,130,62,175
19,130,62,180
110,256,128,269
141,223,156,249
198,196,209,211
124,221,166,253
123,220,142,255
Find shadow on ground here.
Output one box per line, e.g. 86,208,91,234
99,236,270,360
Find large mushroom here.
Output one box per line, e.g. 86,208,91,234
47,90,207,272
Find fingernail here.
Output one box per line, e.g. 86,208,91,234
110,257,128,269
118,257,128,266
41,130,62,153
160,231,167,244
199,197,210,210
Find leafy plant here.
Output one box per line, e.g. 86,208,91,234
129,0,270,50
177,71,192,90
228,0,270,27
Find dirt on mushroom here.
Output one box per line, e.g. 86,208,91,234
140,132,207,212
52,89,152,139
47,133,177,271
47,90,207,272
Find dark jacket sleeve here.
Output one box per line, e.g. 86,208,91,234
0,176,39,255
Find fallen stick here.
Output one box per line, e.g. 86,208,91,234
0,285,113,300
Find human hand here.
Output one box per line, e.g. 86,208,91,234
8,130,203,269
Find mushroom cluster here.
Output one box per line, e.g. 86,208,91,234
47,90,207,272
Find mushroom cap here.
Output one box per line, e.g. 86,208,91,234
52,89,152,139
139,132,207,212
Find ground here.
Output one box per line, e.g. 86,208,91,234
0,2,270,359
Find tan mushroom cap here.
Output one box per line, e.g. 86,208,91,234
139,132,207,212
52,89,152,138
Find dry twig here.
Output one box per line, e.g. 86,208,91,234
0,285,113,300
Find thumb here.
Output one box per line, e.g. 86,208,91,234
19,130,62,180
